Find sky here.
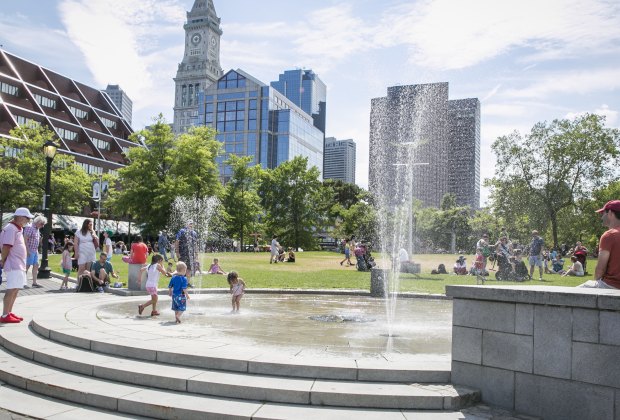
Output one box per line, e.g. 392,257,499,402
1,0,619,205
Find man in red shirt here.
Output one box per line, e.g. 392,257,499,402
579,200,620,289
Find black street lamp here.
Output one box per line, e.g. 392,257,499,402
38,140,58,279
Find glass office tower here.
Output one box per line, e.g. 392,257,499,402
270,69,326,135
197,69,323,182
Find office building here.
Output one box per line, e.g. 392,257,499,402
369,82,480,209
0,49,138,176
103,84,133,127
197,69,324,182
173,0,223,134
270,69,326,134
448,98,480,209
324,137,356,184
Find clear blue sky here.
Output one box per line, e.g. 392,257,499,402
2,0,619,204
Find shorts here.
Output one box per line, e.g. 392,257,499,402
62,268,72,275
146,286,158,296
578,279,618,289
344,248,350,258
172,294,187,311
26,252,39,266
529,255,543,267
4,270,27,289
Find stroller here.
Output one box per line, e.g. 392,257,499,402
495,253,514,281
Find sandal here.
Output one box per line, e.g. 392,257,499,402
138,304,144,315
151,310,160,316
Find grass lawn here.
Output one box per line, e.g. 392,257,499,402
47,251,591,295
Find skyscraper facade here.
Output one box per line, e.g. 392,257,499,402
0,49,138,176
173,0,223,134
448,98,481,209
270,69,326,134
104,84,133,127
369,82,480,209
197,69,324,183
324,137,356,184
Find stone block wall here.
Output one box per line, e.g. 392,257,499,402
446,285,620,420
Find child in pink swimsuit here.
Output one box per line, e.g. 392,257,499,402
227,271,246,313
209,258,226,275
138,254,170,317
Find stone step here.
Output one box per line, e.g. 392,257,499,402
30,314,451,383
0,324,479,410
0,382,152,419
0,347,480,419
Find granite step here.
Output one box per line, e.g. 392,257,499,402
0,347,480,419
30,314,452,383
0,324,478,410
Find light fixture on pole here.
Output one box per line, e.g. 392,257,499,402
38,140,58,279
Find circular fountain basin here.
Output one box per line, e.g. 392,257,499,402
98,293,452,358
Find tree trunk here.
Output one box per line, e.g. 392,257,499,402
550,212,559,249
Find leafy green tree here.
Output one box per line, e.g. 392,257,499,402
0,125,91,218
222,155,263,250
258,156,327,250
489,114,620,248
336,200,377,242
114,115,222,233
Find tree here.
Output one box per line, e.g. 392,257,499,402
222,155,263,250
259,156,327,250
0,124,91,218
489,114,620,248
114,115,222,233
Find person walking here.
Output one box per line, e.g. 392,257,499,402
168,261,190,324
138,254,170,317
340,238,353,266
529,230,545,281
158,231,169,262
74,219,99,276
579,200,620,289
23,215,47,288
270,235,280,264
1,207,34,323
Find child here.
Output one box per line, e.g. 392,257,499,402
209,258,226,275
227,271,246,313
60,241,73,290
168,261,190,323
139,254,170,317
474,248,484,273
286,248,296,263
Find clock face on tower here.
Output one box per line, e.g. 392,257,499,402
191,33,202,45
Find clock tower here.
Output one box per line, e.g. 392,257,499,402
173,0,223,134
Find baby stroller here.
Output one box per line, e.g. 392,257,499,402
513,260,531,282
495,253,514,281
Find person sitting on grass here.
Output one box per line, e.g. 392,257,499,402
286,248,296,263
208,258,227,274
562,256,584,277
551,254,565,274
90,252,118,292
453,256,468,275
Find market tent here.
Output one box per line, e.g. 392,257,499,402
1,213,142,235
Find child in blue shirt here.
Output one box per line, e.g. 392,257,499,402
168,261,190,324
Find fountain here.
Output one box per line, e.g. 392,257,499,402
169,196,221,313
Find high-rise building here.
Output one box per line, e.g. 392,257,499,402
197,69,324,183
369,82,480,209
173,0,223,134
324,137,356,184
103,84,132,127
270,69,327,135
0,49,138,176
448,98,480,209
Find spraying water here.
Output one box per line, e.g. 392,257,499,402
169,196,221,314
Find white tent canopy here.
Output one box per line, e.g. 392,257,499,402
1,213,142,235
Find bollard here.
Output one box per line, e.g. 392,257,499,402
370,268,389,297
127,263,146,291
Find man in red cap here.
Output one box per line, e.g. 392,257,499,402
579,200,620,289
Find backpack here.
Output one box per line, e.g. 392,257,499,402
76,274,96,292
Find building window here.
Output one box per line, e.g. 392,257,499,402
188,85,194,106
15,115,40,127
190,49,200,56
1,146,23,158
182,85,187,107
56,127,78,141
100,116,117,129
34,93,57,109
69,106,89,119
93,138,110,151
108,169,119,177
75,162,103,174
0,82,19,96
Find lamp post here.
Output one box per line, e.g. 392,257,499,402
37,140,58,279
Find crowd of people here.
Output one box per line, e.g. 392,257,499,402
337,236,376,271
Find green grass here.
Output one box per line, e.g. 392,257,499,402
47,251,591,294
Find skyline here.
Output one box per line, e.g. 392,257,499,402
1,0,619,205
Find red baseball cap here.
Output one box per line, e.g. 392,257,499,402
595,200,620,213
